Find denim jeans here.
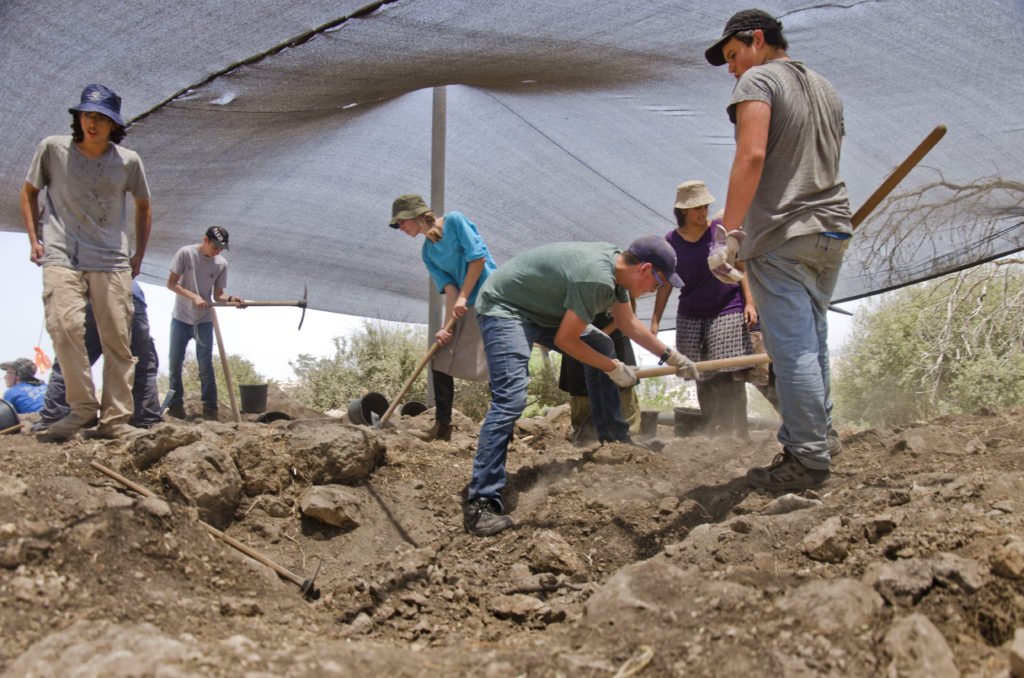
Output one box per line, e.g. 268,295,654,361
471,314,629,508
168,318,217,409
746,233,848,470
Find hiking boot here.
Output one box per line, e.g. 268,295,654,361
94,422,144,439
828,428,842,458
202,406,220,422
411,420,453,442
166,403,186,419
463,498,514,537
747,451,830,491
41,411,98,441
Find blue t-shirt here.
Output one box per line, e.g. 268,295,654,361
4,382,47,414
421,212,496,307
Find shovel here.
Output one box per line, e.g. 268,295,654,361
374,317,457,430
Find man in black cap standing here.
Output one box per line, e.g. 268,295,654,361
165,226,246,421
20,84,152,440
705,10,853,490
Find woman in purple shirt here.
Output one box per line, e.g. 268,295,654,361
650,181,756,437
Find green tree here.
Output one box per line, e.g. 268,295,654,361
833,261,1024,428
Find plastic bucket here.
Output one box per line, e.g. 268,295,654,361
673,406,704,438
347,392,389,426
640,409,659,438
0,399,18,430
238,384,268,414
400,401,428,417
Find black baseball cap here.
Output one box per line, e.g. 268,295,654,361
705,9,782,66
205,226,230,250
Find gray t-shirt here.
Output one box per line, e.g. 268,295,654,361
170,244,228,325
476,242,629,327
26,135,150,271
728,60,852,259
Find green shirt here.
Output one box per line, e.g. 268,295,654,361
476,242,629,327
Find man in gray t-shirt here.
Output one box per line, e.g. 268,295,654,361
705,9,852,490
20,84,152,440
165,226,246,420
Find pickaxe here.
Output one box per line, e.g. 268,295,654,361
213,282,309,330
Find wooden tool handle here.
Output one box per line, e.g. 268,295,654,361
377,317,458,428
634,353,770,379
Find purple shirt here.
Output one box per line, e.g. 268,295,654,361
665,229,744,320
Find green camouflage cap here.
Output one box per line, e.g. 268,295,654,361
1,358,37,382
389,194,431,228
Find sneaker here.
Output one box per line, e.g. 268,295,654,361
747,451,830,491
827,429,842,458
411,421,453,442
41,412,98,441
94,422,144,439
463,498,514,537
166,403,186,419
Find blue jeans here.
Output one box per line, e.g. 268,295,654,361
471,314,629,508
746,233,848,470
168,318,217,409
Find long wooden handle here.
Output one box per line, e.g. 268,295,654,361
90,461,305,587
211,301,303,307
634,353,770,379
377,317,458,428
209,307,241,423
851,124,946,229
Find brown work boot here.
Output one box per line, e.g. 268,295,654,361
747,451,830,491
40,411,98,441
166,403,187,419
94,422,144,439
411,420,453,442
202,406,220,422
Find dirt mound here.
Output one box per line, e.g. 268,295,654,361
2,404,1024,676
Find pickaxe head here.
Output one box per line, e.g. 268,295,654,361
297,282,307,331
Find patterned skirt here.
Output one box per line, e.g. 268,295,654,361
675,311,753,382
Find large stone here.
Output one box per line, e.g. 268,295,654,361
990,537,1024,580
863,559,934,605
884,613,960,678
123,423,202,470
299,485,361,528
1010,627,1024,678
290,426,386,484
528,529,586,575
774,578,884,633
488,593,544,622
762,493,822,515
931,552,987,594
161,441,243,529
802,516,849,563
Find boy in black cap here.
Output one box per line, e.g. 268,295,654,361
165,227,246,420
705,9,853,490
20,84,152,440
462,236,700,537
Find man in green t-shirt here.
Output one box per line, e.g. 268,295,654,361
463,236,699,537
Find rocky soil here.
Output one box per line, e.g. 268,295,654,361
2,390,1024,677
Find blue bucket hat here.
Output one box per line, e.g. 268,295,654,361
68,84,125,127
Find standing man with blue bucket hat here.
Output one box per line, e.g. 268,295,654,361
19,84,153,440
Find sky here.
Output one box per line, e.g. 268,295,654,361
1,230,861,385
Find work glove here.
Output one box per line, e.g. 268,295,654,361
665,349,699,379
604,360,638,388
707,225,745,284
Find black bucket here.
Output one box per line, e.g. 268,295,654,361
347,392,389,426
0,399,19,431
673,406,704,438
640,409,659,438
238,384,268,414
400,401,428,417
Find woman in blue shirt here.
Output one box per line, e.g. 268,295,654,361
389,194,496,441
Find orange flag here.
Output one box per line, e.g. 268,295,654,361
33,347,52,374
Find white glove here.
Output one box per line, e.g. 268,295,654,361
708,225,745,284
604,360,638,387
665,349,699,379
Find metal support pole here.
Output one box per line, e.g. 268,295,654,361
426,86,447,407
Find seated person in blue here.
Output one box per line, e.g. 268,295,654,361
2,358,47,414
